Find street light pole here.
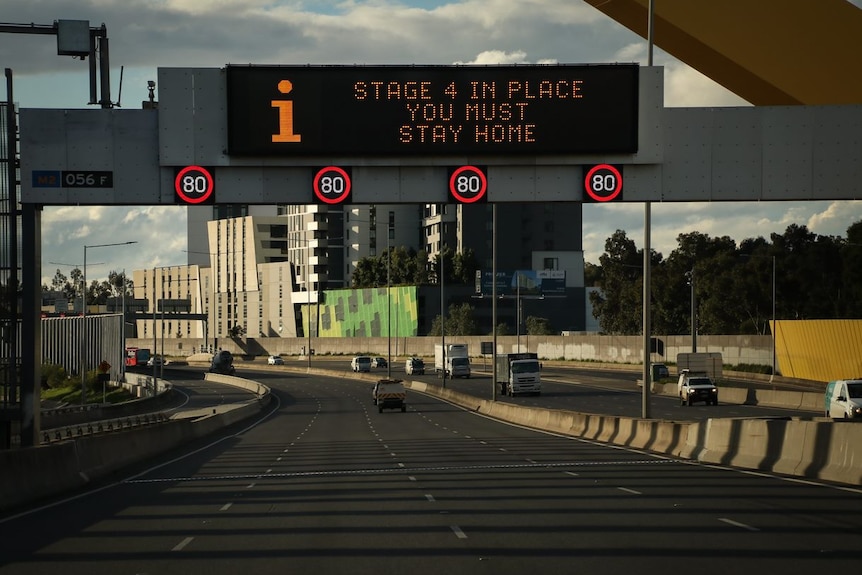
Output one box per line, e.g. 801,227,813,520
120,269,126,383
387,211,394,379
307,239,312,371
81,240,137,406
771,255,776,382
516,273,521,353
689,268,697,353
440,242,446,389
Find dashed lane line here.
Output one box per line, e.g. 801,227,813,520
124,459,675,484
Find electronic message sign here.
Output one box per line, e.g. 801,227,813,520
226,64,639,156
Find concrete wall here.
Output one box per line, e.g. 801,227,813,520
0,376,271,512
128,334,774,369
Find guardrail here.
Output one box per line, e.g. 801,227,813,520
41,413,170,444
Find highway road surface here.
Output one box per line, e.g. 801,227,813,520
2,371,860,574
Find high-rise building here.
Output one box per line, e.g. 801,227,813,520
179,198,588,336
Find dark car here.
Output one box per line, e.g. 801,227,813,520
209,350,236,375
405,357,425,375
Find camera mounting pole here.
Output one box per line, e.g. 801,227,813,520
0,20,113,108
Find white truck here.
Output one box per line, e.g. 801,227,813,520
434,343,471,378
677,369,719,406
496,353,542,396
372,379,407,413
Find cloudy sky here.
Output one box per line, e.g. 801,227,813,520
1,0,860,286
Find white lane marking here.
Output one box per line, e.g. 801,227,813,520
172,537,194,551
480,441,487,445
408,476,417,481
719,517,760,532
617,487,641,495
125,460,675,484
276,457,282,462
266,469,273,474
246,483,256,489
220,502,232,511
525,458,537,464
564,471,579,477
425,494,436,502
451,526,467,539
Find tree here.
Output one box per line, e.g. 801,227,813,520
352,247,430,288
451,248,479,284
841,221,862,318
525,316,553,335
49,269,68,292
589,230,649,334
584,262,602,287
428,303,477,336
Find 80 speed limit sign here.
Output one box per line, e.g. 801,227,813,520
312,166,352,204
448,165,488,203
583,164,623,202
174,166,215,204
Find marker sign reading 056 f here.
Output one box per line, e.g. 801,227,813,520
312,166,352,204
31,170,113,188
226,64,639,156
584,164,623,202
448,166,487,203
174,166,215,204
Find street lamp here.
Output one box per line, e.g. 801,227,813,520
516,272,522,353
686,268,696,353
741,254,777,381
770,255,776,382
82,240,137,405
387,211,394,379
440,242,446,389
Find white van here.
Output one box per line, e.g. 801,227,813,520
351,356,371,373
825,379,862,420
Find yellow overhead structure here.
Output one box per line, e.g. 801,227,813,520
584,0,862,105
774,320,862,382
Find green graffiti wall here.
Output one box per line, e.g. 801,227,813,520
302,286,419,337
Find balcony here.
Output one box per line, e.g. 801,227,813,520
306,220,328,232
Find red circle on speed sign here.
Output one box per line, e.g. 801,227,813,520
584,164,623,202
448,165,487,203
313,166,352,204
174,166,215,204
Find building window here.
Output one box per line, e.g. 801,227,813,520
543,257,558,270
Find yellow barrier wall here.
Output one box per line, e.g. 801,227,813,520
774,320,862,382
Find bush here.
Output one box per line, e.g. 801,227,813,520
727,363,773,375
41,363,70,389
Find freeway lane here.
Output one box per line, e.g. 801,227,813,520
1,372,860,574
428,369,818,420
241,359,818,420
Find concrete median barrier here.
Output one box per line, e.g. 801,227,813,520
404,380,862,486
